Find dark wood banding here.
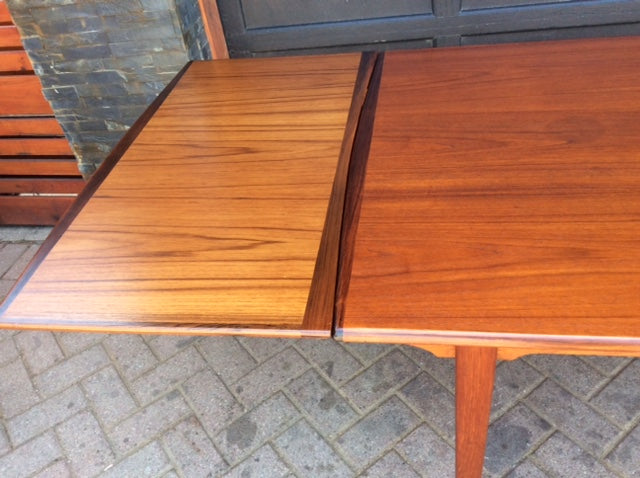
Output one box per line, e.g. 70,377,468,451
333,52,384,335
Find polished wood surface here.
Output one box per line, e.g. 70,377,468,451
456,347,496,478
0,54,364,336
337,37,640,355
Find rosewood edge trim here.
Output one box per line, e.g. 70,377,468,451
332,51,385,335
0,61,194,317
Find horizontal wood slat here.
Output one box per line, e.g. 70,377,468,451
0,2,11,25
0,177,84,194
0,195,75,226
0,76,52,115
0,158,80,176
0,50,31,72
0,26,21,49
0,137,74,156
0,117,65,136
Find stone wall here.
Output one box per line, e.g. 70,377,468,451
6,0,210,177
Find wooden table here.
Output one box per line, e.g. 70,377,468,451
2,36,640,477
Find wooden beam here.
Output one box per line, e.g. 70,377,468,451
0,138,74,157
0,26,21,49
0,196,75,226
0,158,79,176
197,0,229,59
0,177,84,195
0,117,65,136
0,76,52,115
0,50,32,73
0,1,11,25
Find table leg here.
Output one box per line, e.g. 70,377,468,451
456,346,498,478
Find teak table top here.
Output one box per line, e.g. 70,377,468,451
336,36,640,359
2,36,640,478
0,53,367,337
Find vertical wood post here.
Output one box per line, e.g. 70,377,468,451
455,346,497,478
197,0,230,59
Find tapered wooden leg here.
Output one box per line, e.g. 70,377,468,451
455,346,498,478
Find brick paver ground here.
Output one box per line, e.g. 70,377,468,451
1,227,639,477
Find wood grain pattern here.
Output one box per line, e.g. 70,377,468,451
337,36,640,355
0,117,65,136
0,196,75,226
0,50,31,72
456,346,496,478
0,76,51,115
0,54,363,336
198,0,229,59
0,138,74,156
0,25,21,49
0,177,84,194
0,1,11,24
0,158,79,176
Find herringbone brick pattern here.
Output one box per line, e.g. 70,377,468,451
1,227,639,477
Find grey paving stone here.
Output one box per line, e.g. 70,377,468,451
400,371,455,441
100,441,171,478
492,359,544,418
526,355,606,399
401,346,456,392
32,459,72,478
56,410,115,477
343,349,419,410
0,423,9,455
108,390,191,455
360,450,421,478
582,356,633,376
0,330,16,341
163,416,228,478
0,227,30,242
607,426,640,477
23,227,53,242
215,392,299,464
395,424,455,478
337,396,420,470
295,339,363,384
14,331,64,374
82,366,138,429
55,332,107,356
233,347,309,407
0,359,40,418
274,419,353,478
591,360,640,426
197,337,257,384
343,343,392,364
485,404,552,476
161,472,179,478
183,369,244,435
34,344,110,397
504,460,550,477
0,431,62,478
131,346,207,404
527,379,620,456
0,244,27,277
145,335,199,360
222,444,291,478
3,244,39,280
103,334,158,381
0,337,18,367
7,385,88,446
286,369,358,437
237,337,289,362
533,432,618,477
